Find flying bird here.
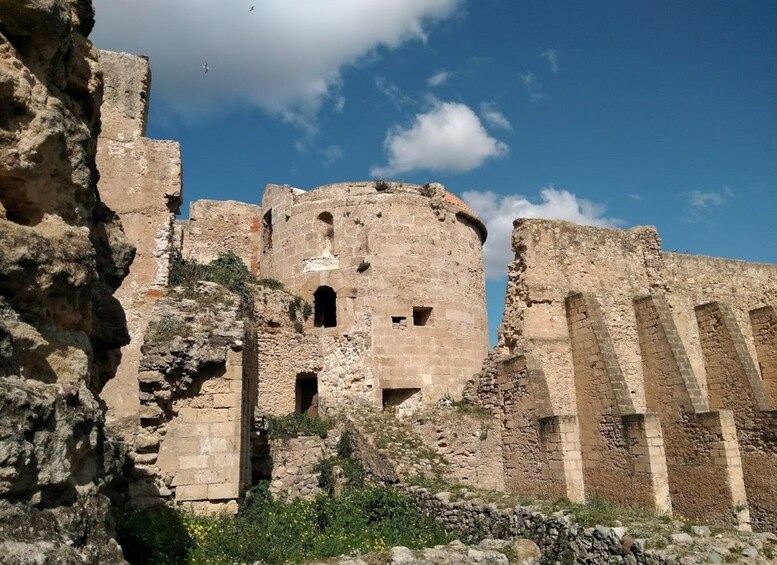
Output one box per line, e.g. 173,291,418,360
203,62,209,74
250,5,255,10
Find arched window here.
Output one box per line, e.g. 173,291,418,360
318,211,334,253
313,286,337,328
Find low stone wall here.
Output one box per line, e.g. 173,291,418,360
400,485,669,565
267,435,333,499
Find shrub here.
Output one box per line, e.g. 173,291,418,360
189,484,451,563
266,412,333,440
169,250,257,304
374,179,391,191
114,503,192,565
257,277,285,290
356,260,370,273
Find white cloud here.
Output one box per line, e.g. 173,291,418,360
540,49,559,73
91,0,461,123
479,102,512,131
521,71,545,101
426,70,450,87
685,187,734,220
689,190,725,209
462,188,622,280
371,100,508,177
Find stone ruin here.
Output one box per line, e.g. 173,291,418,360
1,2,776,559
94,46,777,531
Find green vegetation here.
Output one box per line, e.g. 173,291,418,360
315,431,366,495
257,277,285,290
449,398,493,419
116,484,451,565
266,412,333,440
114,503,191,565
169,250,257,303
287,295,313,333
374,179,391,191
145,313,190,343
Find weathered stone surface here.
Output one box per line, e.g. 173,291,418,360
0,0,130,561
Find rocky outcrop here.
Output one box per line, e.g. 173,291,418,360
0,0,132,561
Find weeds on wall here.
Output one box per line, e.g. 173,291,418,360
257,277,284,290
315,431,366,495
287,295,313,333
266,412,333,440
356,260,370,273
374,179,391,191
169,251,257,304
145,313,191,343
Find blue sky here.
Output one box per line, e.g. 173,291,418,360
92,1,777,344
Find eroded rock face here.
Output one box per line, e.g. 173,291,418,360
0,0,131,561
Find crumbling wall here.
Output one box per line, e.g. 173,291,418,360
499,220,662,415
254,287,322,416
0,0,132,560
95,50,182,438
130,283,253,513
465,355,583,502
413,408,505,491
267,436,333,499
178,199,262,275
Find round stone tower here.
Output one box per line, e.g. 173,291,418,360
259,181,488,410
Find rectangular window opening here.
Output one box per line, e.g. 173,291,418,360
382,388,422,416
295,373,318,417
413,307,433,326
391,316,407,329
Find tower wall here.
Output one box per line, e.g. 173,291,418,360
259,181,489,405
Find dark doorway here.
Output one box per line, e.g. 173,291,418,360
314,286,337,327
296,373,319,416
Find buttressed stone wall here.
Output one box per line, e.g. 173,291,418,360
493,218,777,531
258,181,489,408
96,50,183,438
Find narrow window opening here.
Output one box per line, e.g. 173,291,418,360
318,211,334,254
391,316,407,329
314,286,337,328
262,209,273,252
413,307,433,326
295,373,318,416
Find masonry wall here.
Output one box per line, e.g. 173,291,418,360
130,285,251,513
635,295,747,528
179,199,263,275
751,305,777,402
494,219,777,528
661,253,777,395
259,181,489,405
696,302,777,532
565,293,667,512
96,50,183,438
466,355,583,502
